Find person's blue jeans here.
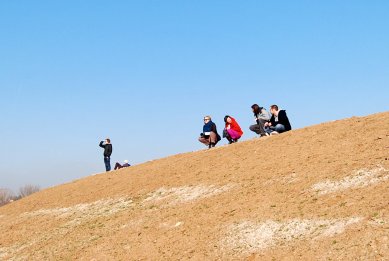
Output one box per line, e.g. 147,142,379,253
274,124,286,133
265,124,286,134
104,156,111,171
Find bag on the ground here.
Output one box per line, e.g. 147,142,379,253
222,129,229,138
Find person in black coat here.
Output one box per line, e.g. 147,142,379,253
99,138,112,171
264,105,292,134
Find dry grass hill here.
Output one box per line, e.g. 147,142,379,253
1,112,389,260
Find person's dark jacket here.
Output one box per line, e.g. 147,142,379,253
203,121,213,133
99,141,112,157
202,121,221,142
270,110,292,131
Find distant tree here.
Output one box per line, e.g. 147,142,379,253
19,184,40,198
0,188,14,206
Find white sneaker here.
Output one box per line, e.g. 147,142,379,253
270,131,279,135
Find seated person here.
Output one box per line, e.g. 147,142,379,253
198,116,221,148
249,104,271,137
223,115,243,144
264,104,292,134
114,160,131,170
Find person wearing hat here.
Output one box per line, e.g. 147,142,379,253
99,138,112,171
223,115,243,144
114,160,131,170
198,115,221,148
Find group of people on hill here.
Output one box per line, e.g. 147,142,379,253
198,104,291,149
98,104,291,171
99,139,131,172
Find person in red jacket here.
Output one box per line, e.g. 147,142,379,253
223,115,243,144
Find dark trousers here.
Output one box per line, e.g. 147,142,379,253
249,119,267,136
104,157,111,171
114,162,122,170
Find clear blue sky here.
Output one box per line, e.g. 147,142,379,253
1,1,388,192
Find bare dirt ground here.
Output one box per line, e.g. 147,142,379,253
1,112,388,260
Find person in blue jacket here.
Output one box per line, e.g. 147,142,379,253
198,116,221,148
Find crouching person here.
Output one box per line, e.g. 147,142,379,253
223,115,243,144
249,104,271,137
264,104,292,135
198,116,221,149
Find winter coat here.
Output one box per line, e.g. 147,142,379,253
225,117,243,136
270,110,292,131
255,107,271,123
99,141,113,157
202,121,221,142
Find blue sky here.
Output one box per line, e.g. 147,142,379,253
1,1,388,192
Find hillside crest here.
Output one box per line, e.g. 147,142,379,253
1,112,388,260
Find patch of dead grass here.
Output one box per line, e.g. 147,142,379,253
221,217,362,256
0,197,134,259
311,166,388,195
23,197,133,220
144,184,234,206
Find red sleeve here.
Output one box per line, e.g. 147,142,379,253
231,119,243,135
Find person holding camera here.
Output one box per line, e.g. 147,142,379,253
198,116,221,149
99,138,113,172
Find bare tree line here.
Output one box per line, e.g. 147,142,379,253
0,184,40,207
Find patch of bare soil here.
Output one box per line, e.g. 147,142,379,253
0,112,388,260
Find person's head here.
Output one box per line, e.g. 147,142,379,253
124,160,129,164
270,105,279,115
105,138,111,144
251,104,260,114
203,116,211,124
224,115,232,123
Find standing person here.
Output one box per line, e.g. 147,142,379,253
223,115,243,144
249,104,271,137
99,138,112,172
114,160,131,170
264,105,292,134
198,116,221,149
